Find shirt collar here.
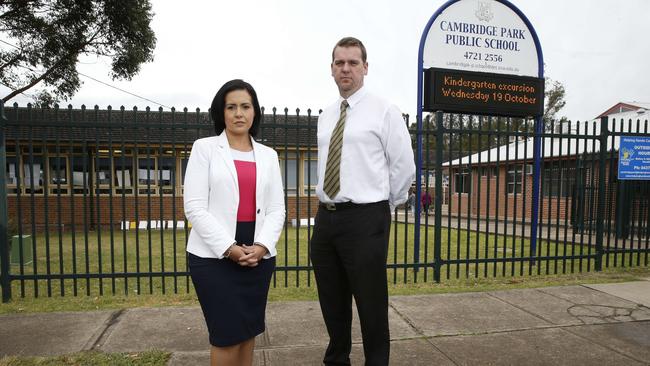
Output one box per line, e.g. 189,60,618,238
339,85,367,109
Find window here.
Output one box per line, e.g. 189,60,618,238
94,156,112,194
525,164,533,175
180,157,189,191
507,165,523,194
303,159,318,195
480,167,488,177
454,168,471,194
71,154,90,195
158,156,176,194
5,155,18,194
491,166,498,178
280,152,298,195
543,163,574,198
114,154,134,195
23,155,44,194
137,154,157,194
48,155,69,194
137,157,156,185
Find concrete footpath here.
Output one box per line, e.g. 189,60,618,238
1,280,650,365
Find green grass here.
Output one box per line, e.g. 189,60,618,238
0,350,170,366
1,222,649,314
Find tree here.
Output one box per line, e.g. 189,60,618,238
543,78,568,131
0,0,156,103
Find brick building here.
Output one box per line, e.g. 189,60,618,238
443,103,649,235
3,105,320,231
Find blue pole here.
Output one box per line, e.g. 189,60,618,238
530,115,543,261
497,0,545,260
413,57,424,272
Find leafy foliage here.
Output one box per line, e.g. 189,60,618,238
0,0,156,103
543,77,568,131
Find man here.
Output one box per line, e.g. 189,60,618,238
310,37,415,366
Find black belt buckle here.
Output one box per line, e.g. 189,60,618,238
324,203,337,211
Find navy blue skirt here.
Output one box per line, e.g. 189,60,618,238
188,221,276,347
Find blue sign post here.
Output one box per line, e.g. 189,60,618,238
618,136,650,180
416,0,544,280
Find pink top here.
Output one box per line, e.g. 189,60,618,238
234,160,257,221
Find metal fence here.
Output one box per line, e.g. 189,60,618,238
421,112,649,283
1,101,649,302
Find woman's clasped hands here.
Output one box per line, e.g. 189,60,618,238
228,244,268,267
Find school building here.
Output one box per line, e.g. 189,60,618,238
443,102,649,237
3,105,321,231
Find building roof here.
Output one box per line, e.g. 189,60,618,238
597,101,650,118
443,108,650,167
2,105,319,148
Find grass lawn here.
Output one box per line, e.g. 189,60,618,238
1,222,648,314
0,350,169,366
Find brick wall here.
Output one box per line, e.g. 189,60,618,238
447,160,621,225
7,195,320,232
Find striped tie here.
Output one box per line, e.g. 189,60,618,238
323,100,349,199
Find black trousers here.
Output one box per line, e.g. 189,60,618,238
310,201,391,366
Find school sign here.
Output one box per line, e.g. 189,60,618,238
414,0,546,273
420,0,544,117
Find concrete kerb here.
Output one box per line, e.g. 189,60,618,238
1,281,649,365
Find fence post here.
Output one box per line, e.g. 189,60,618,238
595,116,608,271
433,111,444,282
0,100,11,302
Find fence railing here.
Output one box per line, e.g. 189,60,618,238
1,102,648,302
422,112,649,282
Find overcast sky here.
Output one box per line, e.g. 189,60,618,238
4,0,650,122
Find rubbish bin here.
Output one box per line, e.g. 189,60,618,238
10,235,33,265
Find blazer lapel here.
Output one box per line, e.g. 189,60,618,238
252,139,265,200
215,133,238,189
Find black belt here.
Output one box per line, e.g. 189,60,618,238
319,200,387,211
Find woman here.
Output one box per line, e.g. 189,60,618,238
184,79,285,366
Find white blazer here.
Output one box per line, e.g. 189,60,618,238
184,133,285,259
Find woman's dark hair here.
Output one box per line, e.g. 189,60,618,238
210,79,261,136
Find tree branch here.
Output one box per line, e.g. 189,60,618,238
0,0,39,20
0,54,21,72
2,51,74,101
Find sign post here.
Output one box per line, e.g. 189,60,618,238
415,0,544,280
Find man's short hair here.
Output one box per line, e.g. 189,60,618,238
332,37,367,63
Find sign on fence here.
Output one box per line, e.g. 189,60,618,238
618,136,650,180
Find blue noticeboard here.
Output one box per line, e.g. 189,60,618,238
618,136,650,180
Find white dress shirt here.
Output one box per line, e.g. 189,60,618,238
184,133,285,259
316,86,415,208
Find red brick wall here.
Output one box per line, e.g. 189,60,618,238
8,196,186,231
8,195,321,232
447,160,619,224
